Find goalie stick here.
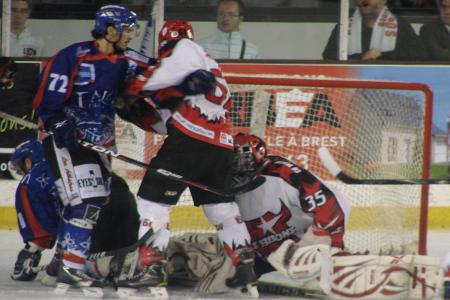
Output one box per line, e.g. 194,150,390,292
318,147,450,185
257,282,325,299
86,220,157,260
0,111,265,196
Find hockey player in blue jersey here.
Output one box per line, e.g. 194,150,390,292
10,139,61,282
31,5,216,295
31,5,153,294
9,137,141,287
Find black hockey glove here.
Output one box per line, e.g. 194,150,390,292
45,114,79,151
177,69,216,96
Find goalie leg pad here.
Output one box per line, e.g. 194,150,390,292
267,240,332,294
168,233,223,283
331,254,443,299
167,233,235,293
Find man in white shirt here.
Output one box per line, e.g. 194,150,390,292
198,0,259,59
9,0,44,57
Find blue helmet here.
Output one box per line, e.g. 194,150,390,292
9,139,44,173
92,5,139,36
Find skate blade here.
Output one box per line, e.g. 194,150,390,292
53,282,103,298
41,274,57,287
116,287,168,300
230,284,259,298
147,286,168,299
116,287,138,298
81,286,103,298
54,283,70,295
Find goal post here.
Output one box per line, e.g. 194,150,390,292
113,75,433,256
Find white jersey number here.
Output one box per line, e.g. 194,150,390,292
48,73,69,93
304,190,326,212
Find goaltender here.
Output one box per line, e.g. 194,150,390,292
167,133,443,299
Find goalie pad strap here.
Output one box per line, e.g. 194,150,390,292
267,240,332,294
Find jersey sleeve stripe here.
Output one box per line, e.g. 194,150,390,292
32,56,57,109
19,185,51,240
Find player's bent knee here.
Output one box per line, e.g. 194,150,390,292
202,202,240,225
136,196,171,219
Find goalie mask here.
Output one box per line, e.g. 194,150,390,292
233,133,267,175
92,5,139,37
9,139,44,177
158,19,194,55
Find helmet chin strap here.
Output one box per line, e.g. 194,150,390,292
105,30,124,52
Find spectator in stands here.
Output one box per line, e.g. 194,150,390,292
197,0,259,59
9,0,44,57
419,0,450,60
322,0,427,60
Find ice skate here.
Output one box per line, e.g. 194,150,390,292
41,245,63,286
225,248,259,298
54,264,103,298
112,244,168,299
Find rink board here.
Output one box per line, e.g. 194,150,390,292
1,205,450,231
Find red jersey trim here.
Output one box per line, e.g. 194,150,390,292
171,107,233,149
19,185,52,243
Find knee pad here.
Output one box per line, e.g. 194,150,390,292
136,196,171,220
202,202,240,225
136,197,171,249
202,202,250,248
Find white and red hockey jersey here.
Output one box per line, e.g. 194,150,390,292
236,155,351,258
141,38,234,149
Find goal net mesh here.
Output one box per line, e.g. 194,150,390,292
113,75,431,255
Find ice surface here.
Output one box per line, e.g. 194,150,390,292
1,230,449,300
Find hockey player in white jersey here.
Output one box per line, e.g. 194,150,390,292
118,20,258,298
167,133,443,299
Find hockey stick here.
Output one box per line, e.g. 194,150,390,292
86,217,162,260
257,282,325,299
26,224,159,272
318,147,450,185
0,111,265,196
139,11,153,56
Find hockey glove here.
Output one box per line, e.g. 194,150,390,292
176,69,216,96
45,114,79,151
116,96,162,132
11,246,42,281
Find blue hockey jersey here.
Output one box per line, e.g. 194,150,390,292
33,40,155,148
15,160,60,248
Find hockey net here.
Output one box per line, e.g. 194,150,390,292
113,75,432,256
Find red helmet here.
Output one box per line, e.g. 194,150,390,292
158,20,194,51
234,133,267,173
